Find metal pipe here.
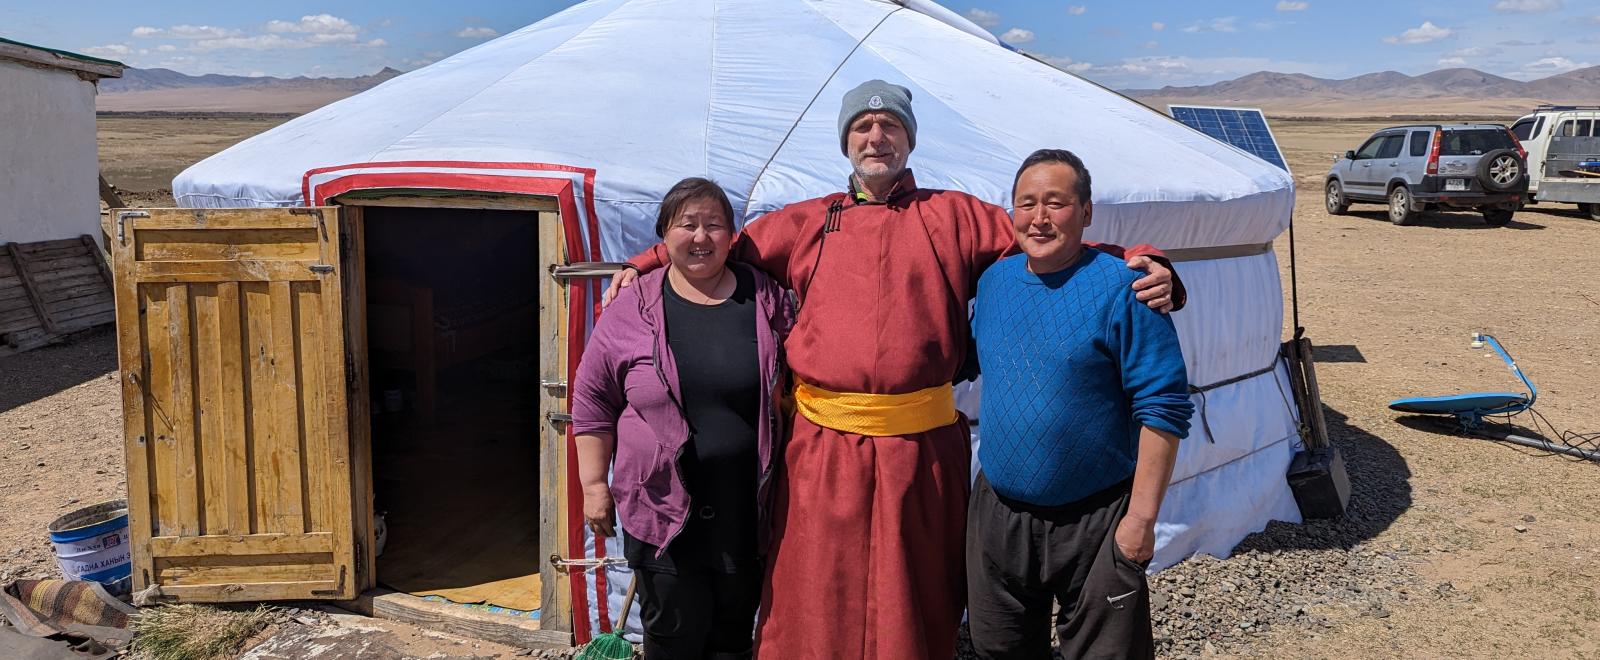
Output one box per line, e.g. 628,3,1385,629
1469,427,1600,463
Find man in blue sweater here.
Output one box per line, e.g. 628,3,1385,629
967,149,1194,659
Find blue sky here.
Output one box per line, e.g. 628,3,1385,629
3,0,1596,87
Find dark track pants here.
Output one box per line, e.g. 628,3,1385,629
634,568,761,660
965,472,1154,660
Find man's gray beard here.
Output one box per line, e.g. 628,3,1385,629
852,161,905,188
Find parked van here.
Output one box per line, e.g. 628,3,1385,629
1510,105,1600,220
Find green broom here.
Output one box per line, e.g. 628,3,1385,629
575,573,639,660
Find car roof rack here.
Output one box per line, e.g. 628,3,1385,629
1535,105,1600,111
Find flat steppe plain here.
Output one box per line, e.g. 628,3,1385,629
2,114,1596,658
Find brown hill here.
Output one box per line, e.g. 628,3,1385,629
1123,66,1600,118
97,67,404,113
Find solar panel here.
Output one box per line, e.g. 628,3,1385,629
1168,105,1290,173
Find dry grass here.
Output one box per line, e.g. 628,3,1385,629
129,604,280,660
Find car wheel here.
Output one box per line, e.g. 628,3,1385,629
1482,208,1514,227
1581,203,1600,222
1388,186,1418,225
1325,180,1349,215
1476,149,1526,193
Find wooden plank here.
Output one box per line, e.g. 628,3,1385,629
295,281,330,534
168,286,201,537
314,211,355,599
17,238,87,253
22,246,92,263
0,309,44,335
33,266,103,286
132,210,322,231
268,280,305,534
6,243,57,333
28,255,98,273
335,194,559,213
145,285,179,538
340,208,376,592
110,219,156,594
41,279,113,302
0,40,123,78
0,295,36,315
537,210,572,633
135,228,321,262
134,260,321,283
53,310,115,333
154,553,334,585
215,282,251,534
337,589,573,649
242,281,275,535
191,283,228,536
49,299,115,323
151,581,343,604
149,532,335,558
99,175,125,209
81,235,115,292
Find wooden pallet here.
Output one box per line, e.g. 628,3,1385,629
0,235,116,356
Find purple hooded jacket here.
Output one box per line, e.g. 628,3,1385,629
570,263,793,553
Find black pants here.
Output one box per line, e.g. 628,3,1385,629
634,568,761,660
965,472,1154,660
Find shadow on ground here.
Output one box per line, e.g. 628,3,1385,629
1232,403,1414,553
1395,414,1600,466
0,327,118,415
1346,209,1544,230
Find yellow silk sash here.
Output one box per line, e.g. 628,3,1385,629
793,380,958,437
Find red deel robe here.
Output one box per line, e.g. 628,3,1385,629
627,171,1172,659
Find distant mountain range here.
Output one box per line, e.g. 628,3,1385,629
95,64,1600,117
96,67,405,113
1123,66,1600,118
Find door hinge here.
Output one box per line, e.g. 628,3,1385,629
540,379,567,395
115,210,148,245
547,412,573,426
309,264,335,274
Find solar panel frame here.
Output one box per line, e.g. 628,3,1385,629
1168,104,1291,174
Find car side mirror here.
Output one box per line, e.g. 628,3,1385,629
1345,150,1357,160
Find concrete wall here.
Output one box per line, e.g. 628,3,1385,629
0,59,101,245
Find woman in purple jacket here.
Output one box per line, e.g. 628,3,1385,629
571,177,793,659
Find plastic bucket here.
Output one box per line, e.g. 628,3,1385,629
47,500,132,596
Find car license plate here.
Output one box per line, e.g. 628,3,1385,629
1445,178,1467,191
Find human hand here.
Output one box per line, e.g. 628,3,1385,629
1114,514,1156,564
602,268,639,309
582,483,616,537
1126,255,1174,313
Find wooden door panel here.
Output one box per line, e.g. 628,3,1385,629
110,208,355,602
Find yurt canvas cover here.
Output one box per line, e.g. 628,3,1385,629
174,0,1302,641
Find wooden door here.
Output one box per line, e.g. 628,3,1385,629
108,208,357,602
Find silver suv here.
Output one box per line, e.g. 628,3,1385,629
1325,124,1528,226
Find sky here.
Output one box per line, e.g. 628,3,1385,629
2,0,1597,88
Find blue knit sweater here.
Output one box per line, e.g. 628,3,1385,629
973,250,1194,506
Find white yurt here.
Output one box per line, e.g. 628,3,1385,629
174,0,1302,642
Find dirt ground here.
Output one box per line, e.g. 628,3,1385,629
3,114,1598,658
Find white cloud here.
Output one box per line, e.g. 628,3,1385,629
1182,17,1238,33
156,44,177,52
1448,46,1500,57
1067,6,1086,15
1524,56,1590,74
1498,39,1554,46
1151,21,1165,31
1383,21,1451,44
362,38,388,48
454,26,500,38
1042,53,1336,88
1491,0,1562,13
965,8,1000,27
192,34,315,51
131,25,239,39
1142,40,1160,49
83,44,132,57
266,14,360,36
1276,1,1309,10
1001,28,1035,44
1437,57,1467,66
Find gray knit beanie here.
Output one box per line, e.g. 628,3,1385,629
837,80,917,155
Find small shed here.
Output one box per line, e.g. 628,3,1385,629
0,38,123,354
0,37,123,244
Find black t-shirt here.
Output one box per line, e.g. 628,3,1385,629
625,266,762,574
